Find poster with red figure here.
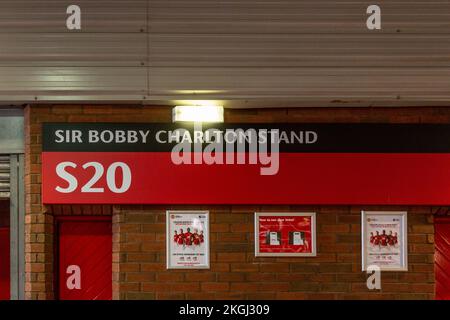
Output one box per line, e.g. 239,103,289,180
255,213,316,257
166,211,210,269
361,211,408,271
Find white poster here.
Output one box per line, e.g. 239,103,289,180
166,211,210,269
362,211,408,271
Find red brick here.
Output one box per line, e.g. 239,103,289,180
185,273,216,282
186,292,216,300
217,252,246,262
216,233,247,242
230,223,253,232
382,283,411,293
156,292,185,300
246,292,276,299
276,292,307,300
170,282,200,292
201,282,229,292
247,273,277,281
230,263,259,272
218,273,246,282
141,283,168,292
119,263,140,272
230,282,259,292
215,292,247,300
259,263,289,273
156,273,184,282
209,263,231,272
305,293,337,300
411,225,434,234
126,273,156,282
321,224,350,233
127,253,157,262
140,263,166,272
410,283,434,293
259,282,290,292
410,244,435,254
210,223,230,232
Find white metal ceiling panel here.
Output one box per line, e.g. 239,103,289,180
0,0,448,106
0,0,147,33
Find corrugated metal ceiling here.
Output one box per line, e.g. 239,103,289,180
0,0,448,107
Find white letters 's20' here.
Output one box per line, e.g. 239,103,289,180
56,162,132,194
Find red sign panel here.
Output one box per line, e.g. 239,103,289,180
58,218,112,300
41,123,450,205
42,152,450,205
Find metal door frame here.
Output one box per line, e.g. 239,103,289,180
9,154,25,300
0,109,25,300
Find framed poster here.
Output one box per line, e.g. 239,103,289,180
361,211,408,271
255,212,316,257
166,211,210,269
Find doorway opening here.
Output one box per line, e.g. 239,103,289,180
0,200,9,300
56,216,112,300
0,109,25,300
435,217,450,300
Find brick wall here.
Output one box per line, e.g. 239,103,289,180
113,205,435,300
25,105,450,300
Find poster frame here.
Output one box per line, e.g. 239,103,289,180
254,212,317,257
361,211,408,272
166,210,210,269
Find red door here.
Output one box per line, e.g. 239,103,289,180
58,218,112,300
435,217,450,300
0,227,9,300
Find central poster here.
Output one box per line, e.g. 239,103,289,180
255,213,316,257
